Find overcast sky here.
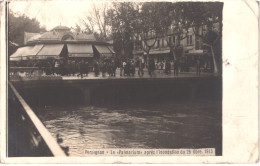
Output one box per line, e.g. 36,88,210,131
9,0,101,31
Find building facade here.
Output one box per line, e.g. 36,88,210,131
133,23,220,72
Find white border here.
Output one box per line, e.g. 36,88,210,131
1,0,259,164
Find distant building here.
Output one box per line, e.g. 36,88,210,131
10,26,115,62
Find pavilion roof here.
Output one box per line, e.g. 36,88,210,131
25,27,96,44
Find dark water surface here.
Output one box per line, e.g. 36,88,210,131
37,100,222,156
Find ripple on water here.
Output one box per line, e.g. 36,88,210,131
37,100,221,156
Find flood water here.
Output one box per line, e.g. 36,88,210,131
37,100,222,156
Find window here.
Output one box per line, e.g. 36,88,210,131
187,35,193,46
162,39,164,47
151,31,155,38
168,37,172,45
62,34,74,41
196,38,200,49
176,36,180,46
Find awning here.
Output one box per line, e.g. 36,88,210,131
94,45,113,57
37,44,64,58
67,44,93,57
30,44,44,55
9,41,19,47
25,44,44,59
186,50,207,56
146,49,170,55
107,46,115,54
133,50,144,55
188,50,204,54
10,46,34,61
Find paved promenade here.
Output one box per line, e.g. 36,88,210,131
62,68,216,80
10,68,218,82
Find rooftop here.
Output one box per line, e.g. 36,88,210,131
52,25,70,31
24,26,97,44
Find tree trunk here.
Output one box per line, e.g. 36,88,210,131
121,39,125,57
172,47,177,60
210,45,219,75
144,49,151,68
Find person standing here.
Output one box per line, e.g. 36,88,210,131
107,62,112,76
112,60,117,77
84,61,89,77
101,61,106,77
50,60,55,75
59,60,64,76
94,61,99,77
45,60,51,75
174,59,179,76
66,60,72,76
130,60,135,76
70,60,77,76
196,58,201,76
170,60,174,73
63,60,69,76
159,61,163,73
165,59,171,75
77,60,84,78
54,60,59,75
124,60,130,76
119,60,123,76
123,61,127,76
76,60,80,77
138,59,144,76
148,58,155,77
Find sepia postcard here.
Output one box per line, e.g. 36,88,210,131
0,0,258,164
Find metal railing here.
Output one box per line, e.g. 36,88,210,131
8,82,67,157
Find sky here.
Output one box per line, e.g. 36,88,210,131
9,0,104,31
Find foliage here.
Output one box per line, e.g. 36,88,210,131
181,2,223,74
8,10,46,56
106,2,139,58
134,2,223,74
136,2,174,55
8,10,46,46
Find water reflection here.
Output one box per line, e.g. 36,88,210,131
37,100,222,156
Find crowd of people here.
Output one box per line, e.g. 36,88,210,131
147,58,181,76
93,59,118,77
10,56,204,78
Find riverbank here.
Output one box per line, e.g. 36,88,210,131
11,75,222,107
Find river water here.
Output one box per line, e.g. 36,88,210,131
37,100,222,156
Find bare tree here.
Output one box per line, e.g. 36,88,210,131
80,2,111,40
